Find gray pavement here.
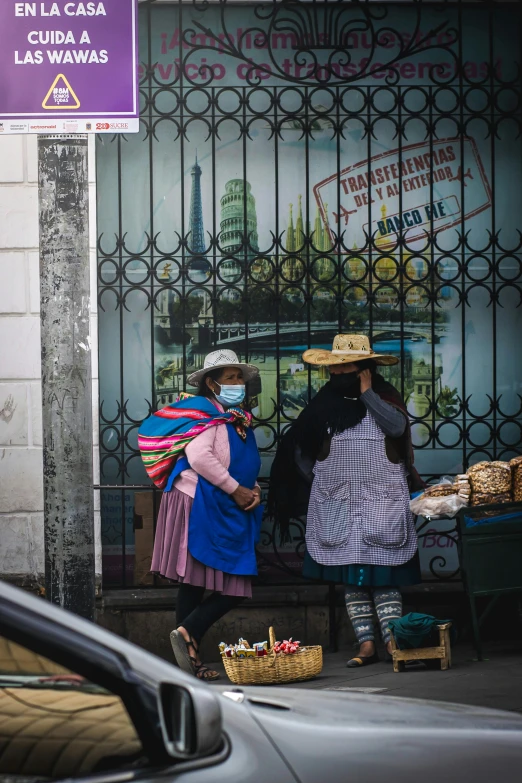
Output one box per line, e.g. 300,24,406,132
211,641,522,713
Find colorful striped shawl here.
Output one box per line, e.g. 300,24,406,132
138,393,252,489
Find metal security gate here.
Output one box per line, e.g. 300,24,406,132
96,0,522,588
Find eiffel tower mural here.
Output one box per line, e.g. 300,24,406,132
187,153,212,321
188,153,209,270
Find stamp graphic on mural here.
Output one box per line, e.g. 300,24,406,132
314,137,492,248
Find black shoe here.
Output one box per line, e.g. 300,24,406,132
346,652,379,668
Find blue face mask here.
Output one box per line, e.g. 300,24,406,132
214,383,246,407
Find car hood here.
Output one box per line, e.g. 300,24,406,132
218,686,522,783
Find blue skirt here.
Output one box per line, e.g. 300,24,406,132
302,550,421,588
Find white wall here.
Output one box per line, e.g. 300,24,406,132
0,134,101,586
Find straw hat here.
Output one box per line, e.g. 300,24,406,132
187,349,260,387
303,334,399,367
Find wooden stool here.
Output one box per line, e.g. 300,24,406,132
389,623,452,672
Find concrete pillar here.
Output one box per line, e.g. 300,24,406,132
38,136,95,620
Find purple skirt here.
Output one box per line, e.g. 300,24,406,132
151,487,252,598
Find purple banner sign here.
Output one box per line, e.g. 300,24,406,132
0,1,139,134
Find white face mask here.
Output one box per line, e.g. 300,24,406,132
214,383,246,407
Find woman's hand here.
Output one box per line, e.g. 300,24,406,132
232,485,256,510
244,488,261,512
358,369,372,393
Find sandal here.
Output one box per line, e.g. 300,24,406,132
346,652,379,668
169,629,197,675
195,662,221,681
190,637,221,682
170,630,221,681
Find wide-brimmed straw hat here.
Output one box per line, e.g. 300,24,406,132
303,334,399,367
187,349,260,387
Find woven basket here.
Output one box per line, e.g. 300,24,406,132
222,627,323,686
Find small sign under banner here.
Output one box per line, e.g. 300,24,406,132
0,1,139,134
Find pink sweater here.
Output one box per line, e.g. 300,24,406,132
174,401,259,499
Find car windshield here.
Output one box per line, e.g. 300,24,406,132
0,636,143,781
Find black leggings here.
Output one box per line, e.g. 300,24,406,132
176,583,244,645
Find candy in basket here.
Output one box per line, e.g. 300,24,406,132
218,627,323,686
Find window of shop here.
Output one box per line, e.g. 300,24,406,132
97,0,522,588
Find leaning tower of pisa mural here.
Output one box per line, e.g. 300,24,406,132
219,178,260,300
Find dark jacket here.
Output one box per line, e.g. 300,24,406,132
268,379,425,543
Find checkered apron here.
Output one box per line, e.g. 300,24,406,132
306,412,418,566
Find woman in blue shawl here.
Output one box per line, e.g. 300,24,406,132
139,350,262,680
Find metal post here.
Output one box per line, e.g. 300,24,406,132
38,135,95,621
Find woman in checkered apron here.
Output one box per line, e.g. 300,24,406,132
269,335,424,668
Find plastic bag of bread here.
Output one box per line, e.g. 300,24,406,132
467,461,512,495
422,480,457,498
470,491,512,506
410,478,467,519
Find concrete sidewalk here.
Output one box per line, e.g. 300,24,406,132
211,641,522,713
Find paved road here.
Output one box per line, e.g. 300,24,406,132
212,641,522,713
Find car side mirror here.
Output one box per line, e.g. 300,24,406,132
158,682,222,759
